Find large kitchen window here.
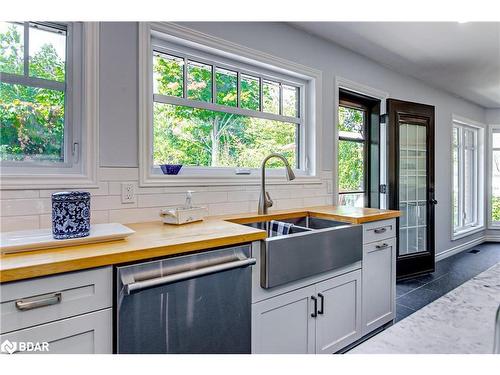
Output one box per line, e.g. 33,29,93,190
452,118,484,238
1,22,74,165
490,125,500,227
0,22,96,189
151,47,304,173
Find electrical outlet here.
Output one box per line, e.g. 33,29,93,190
121,183,136,204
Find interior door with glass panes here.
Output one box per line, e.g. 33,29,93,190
387,99,436,279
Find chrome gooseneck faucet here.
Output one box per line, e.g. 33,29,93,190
258,153,296,215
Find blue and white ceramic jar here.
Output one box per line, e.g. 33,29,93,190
52,191,91,239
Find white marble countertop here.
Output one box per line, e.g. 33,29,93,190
351,262,500,354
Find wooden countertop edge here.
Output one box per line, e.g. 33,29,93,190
0,231,265,283
0,205,399,283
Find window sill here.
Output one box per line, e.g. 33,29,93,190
0,172,99,190
139,172,323,187
451,225,485,241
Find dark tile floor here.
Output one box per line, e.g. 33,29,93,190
395,242,500,322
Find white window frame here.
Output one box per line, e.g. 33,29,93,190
451,115,485,240
0,22,99,190
488,124,500,229
139,22,322,187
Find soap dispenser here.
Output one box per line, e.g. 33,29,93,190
184,190,194,209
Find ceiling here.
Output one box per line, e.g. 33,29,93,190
290,22,500,109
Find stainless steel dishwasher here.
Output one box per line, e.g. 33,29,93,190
116,245,255,354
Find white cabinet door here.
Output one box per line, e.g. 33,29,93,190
314,270,362,354
362,237,396,334
1,309,112,354
252,285,316,354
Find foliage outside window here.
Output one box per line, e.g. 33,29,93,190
0,22,69,164
338,104,366,207
452,122,481,235
152,49,301,171
491,128,500,224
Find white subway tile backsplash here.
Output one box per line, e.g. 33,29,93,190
39,182,109,197
138,193,186,208
193,191,228,204
227,191,260,202
1,198,52,217
0,190,39,200
109,207,161,224
303,196,329,207
273,198,304,210
92,195,136,210
0,167,333,231
0,215,39,232
208,201,250,216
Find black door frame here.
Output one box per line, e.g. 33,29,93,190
387,99,436,280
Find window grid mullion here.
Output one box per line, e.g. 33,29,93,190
183,57,188,99
236,72,241,108
23,22,29,77
259,77,263,112
212,65,216,104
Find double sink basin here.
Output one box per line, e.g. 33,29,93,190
243,216,362,289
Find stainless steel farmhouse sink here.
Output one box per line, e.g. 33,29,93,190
244,216,362,288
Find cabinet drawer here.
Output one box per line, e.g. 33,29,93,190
1,267,112,334
363,219,396,244
0,308,112,354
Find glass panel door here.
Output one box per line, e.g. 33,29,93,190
398,123,427,256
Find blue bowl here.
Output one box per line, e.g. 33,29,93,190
160,164,183,175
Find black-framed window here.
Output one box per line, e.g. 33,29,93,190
337,89,380,208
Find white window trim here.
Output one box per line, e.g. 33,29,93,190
488,124,500,229
139,22,322,187
450,114,485,240
333,76,389,207
0,22,99,190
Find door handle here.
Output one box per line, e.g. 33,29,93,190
15,292,62,311
318,293,324,315
429,199,438,205
311,296,318,318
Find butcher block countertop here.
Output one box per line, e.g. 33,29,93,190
0,205,399,283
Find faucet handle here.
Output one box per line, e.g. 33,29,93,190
265,192,273,208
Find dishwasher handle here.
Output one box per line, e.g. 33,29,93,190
124,257,256,295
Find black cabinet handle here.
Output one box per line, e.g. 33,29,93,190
311,296,318,318
318,293,324,315
430,199,438,205
374,227,387,234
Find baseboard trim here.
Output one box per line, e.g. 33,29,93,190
435,236,486,262
484,235,500,242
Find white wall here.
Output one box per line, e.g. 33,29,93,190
0,22,491,256
486,109,500,124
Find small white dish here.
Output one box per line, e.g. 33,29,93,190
0,223,135,254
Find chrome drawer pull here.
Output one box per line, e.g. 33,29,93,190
373,227,387,234
375,243,389,249
15,292,62,311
